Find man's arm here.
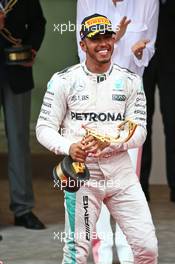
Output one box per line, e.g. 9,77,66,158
27,0,46,52
21,0,46,67
132,0,159,67
36,74,73,156
79,75,147,158
121,75,147,150
101,75,147,156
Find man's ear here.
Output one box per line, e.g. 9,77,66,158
80,40,87,52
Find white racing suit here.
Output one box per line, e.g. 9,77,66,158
77,2,159,262
36,62,158,264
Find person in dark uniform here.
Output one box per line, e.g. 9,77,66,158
0,0,46,229
140,0,175,202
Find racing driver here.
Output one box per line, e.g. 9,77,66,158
36,14,158,264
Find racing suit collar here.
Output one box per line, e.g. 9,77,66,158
81,61,114,83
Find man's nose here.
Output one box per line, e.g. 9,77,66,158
98,37,108,45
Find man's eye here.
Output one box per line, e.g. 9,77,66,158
91,37,100,41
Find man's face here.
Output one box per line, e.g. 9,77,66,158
80,33,115,64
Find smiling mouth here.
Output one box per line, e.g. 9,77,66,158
98,49,109,55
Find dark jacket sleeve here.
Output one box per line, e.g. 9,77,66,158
26,0,46,51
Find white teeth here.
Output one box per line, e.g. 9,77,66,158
98,50,108,54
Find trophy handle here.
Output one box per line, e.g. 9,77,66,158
0,27,22,46
83,119,137,144
4,0,18,14
117,120,137,142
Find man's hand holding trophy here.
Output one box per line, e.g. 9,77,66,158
53,120,137,192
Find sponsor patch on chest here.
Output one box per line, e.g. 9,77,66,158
112,94,126,101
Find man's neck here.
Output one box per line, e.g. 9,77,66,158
85,60,111,74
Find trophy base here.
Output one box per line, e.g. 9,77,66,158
53,156,90,192
4,45,32,65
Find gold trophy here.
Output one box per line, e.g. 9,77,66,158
0,0,32,65
53,120,137,192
